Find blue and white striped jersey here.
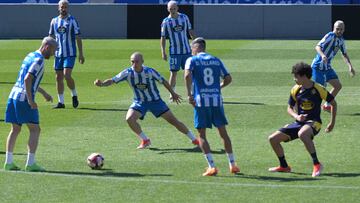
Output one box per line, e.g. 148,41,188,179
49,15,80,57
112,66,165,102
311,32,347,71
185,52,230,107
161,13,192,55
8,51,45,102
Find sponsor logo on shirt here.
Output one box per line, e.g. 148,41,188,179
57,26,67,34
136,83,148,90
173,25,183,32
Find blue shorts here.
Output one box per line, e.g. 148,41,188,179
279,121,321,142
54,57,76,70
5,98,39,125
312,67,339,86
169,54,191,72
194,106,228,129
130,99,169,120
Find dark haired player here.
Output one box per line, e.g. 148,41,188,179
268,62,337,177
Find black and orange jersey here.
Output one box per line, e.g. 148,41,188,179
289,82,334,123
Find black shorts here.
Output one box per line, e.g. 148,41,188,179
279,121,322,142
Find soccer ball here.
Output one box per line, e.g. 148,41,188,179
87,153,104,170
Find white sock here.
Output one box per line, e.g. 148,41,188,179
227,153,236,166
5,152,13,164
186,131,196,141
26,153,35,166
204,153,215,168
325,102,331,107
58,94,64,104
71,89,77,97
139,132,149,140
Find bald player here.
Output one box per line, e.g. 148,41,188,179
4,37,57,172
94,52,199,149
311,20,355,112
160,0,196,101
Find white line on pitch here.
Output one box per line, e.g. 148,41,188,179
2,170,359,190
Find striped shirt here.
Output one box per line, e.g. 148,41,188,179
161,13,192,55
311,32,347,71
8,51,45,102
49,15,80,57
185,52,230,107
112,66,165,102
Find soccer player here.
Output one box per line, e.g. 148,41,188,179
184,37,240,176
4,37,57,172
49,0,85,109
268,62,337,177
311,20,355,111
94,52,199,149
160,0,196,100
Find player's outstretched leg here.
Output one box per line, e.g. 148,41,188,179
161,110,199,146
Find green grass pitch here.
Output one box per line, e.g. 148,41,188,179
0,39,359,202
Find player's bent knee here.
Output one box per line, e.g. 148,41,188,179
268,135,276,143
125,117,134,123
337,82,342,90
298,133,311,141
64,74,73,81
56,75,64,81
268,133,285,144
11,125,21,134
29,126,41,134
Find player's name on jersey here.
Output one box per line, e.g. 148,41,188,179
195,60,220,66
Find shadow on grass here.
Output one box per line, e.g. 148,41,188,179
0,119,4,122
345,113,360,116
45,168,172,178
149,147,225,154
223,101,265,106
0,151,27,155
225,173,318,182
321,172,360,178
0,81,15,85
77,107,128,112
0,81,53,85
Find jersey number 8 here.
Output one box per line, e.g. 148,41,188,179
203,68,214,86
